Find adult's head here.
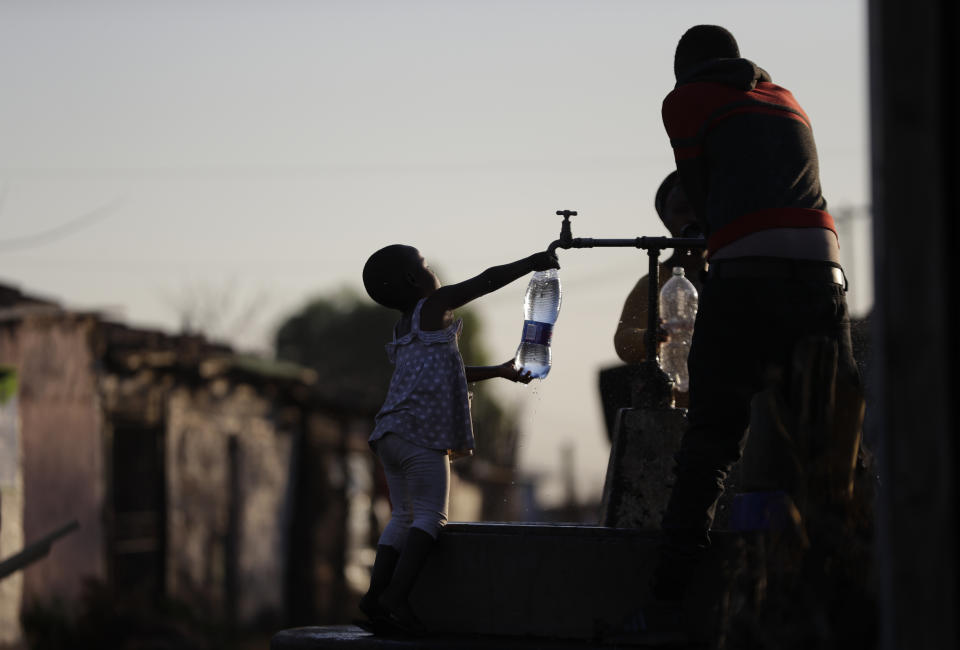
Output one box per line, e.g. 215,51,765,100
655,171,698,238
674,25,740,82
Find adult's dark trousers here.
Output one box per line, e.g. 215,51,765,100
660,264,859,558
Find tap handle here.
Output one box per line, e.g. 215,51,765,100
556,209,576,245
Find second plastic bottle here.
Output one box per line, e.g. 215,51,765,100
659,267,698,392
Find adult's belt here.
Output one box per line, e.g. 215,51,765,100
708,259,846,288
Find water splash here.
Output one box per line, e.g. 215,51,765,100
523,381,541,397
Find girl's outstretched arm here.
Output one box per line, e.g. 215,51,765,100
465,360,534,384
420,251,558,330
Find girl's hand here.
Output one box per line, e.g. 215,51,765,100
500,360,535,383
529,251,560,272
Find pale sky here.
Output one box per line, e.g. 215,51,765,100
0,0,870,507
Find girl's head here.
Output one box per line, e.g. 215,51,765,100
363,245,440,310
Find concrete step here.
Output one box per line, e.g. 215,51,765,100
273,523,738,648
408,522,731,643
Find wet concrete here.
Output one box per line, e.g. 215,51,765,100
600,407,687,529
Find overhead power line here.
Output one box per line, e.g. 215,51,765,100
0,198,123,252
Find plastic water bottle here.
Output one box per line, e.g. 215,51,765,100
514,268,562,379
659,267,698,392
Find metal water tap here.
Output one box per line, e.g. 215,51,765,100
544,208,707,409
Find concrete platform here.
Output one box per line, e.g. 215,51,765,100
272,523,735,647
409,523,663,640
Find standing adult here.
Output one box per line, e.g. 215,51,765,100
654,25,859,599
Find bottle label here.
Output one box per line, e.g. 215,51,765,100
521,320,553,345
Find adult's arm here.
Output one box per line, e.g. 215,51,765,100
613,275,652,363
662,85,713,229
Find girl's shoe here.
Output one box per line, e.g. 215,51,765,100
357,543,401,635
358,593,389,623
376,527,436,637
353,616,393,636
380,598,427,636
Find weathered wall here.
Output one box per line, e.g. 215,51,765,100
233,389,296,627
166,385,231,618
0,383,24,644
165,381,296,627
0,316,105,606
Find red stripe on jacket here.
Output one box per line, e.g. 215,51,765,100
663,81,811,142
706,208,837,257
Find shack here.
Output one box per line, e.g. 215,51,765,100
0,282,381,641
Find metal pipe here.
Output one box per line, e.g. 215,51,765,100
644,247,662,363
548,236,706,255
545,210,706,370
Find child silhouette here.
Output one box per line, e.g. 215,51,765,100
359,244,559,634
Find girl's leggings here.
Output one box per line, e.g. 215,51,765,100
375,433,449,549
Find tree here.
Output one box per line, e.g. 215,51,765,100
274,289,519,467
163,279,269,348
